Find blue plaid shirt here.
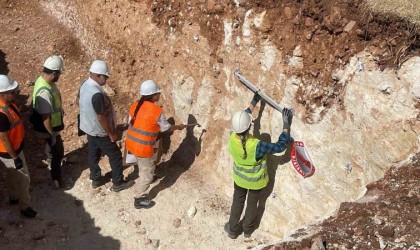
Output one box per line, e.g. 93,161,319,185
245,108,292,161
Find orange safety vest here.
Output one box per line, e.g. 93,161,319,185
0,101,24,153
125,101,162,158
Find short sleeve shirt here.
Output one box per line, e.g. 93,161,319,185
91,92,105,115
157,113,171,132
35,83,61,115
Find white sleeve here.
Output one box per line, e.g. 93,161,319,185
157,113,171,132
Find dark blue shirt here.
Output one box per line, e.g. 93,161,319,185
245,108,292,161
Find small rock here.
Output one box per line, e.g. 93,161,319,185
343,20,356,33
144,238,152,244
134,220,141,228
373,216,383,225
305,17,315,27
387,209,398,218
310,236,326,250
173,218,181,228
284,7,292,19
137,228,146,235
187,206,197,218
354,227,364,236
151,239,160,248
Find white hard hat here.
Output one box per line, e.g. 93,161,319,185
140,80,161,96
0,75,18,93
43,55,63,71
231,110,252,134
89,60,110,76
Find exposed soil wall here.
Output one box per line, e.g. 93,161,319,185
0,0,419,249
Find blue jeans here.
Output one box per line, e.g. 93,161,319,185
87,135,123,185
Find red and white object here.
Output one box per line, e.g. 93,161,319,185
291,141,315,178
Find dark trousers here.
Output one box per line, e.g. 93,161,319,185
46,134,64,181
87,135,123,185
229,182,262,234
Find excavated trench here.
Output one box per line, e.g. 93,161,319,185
1,0,419,249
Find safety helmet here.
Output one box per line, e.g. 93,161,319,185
43,55,63,71
140,80,161,96
231,110,252,134
89,60,110,76
0,75,18,93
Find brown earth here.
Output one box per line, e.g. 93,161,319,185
148,0,420,120
0,0,419,249
264,154,420,250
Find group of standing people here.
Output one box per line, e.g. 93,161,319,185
1,54,294,239
0,55,187,219
78,60,186,208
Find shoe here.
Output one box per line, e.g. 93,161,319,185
244,232,252,238
9,198,19,205
92,177,109,189
224,222,242,239
21,207,38,219
111,180,134,192
134,197,155,209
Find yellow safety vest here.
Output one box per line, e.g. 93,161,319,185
32,76,63,131
228,133,268,190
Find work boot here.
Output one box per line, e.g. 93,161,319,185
134,197,155,209
21,207,38,219
224,222,242,239
92,177,109,189
244,226,256,238
111,180,134,192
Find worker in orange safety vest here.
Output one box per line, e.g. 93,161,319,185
0,74,37,218
126,80,186,209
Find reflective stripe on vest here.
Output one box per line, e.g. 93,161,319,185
128,125,159,137
125,101,162,157
126,133,155,146
233,165,268,182
233,162,267,173
228,132,268,190
32,76,63,128
0,102,24,153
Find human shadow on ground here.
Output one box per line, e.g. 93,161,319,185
63,122,138,189
148,114,204,199
249,101,293,230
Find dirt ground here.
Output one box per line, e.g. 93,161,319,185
264,154,420,250
0,0,419,249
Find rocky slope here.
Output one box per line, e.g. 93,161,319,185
0,0,419,249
